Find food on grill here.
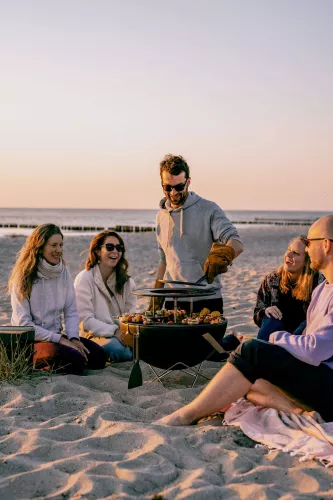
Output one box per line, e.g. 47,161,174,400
187,317,200,325
120,309,224,325
200,308,210,317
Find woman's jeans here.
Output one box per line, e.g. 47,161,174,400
257,317,306,341
102,337,133,362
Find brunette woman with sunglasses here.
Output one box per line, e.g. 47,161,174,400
74,231,136,362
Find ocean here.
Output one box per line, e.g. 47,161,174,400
0,207,330,235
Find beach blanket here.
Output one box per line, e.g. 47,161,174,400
224,399,333,467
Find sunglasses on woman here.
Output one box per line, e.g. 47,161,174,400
101,243,124,252
300,235,333,247
161,180,188,192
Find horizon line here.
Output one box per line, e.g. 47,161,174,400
0,206,332,213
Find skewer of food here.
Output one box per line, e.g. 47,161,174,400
119,308,225,326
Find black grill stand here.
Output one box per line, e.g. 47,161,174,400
129,287,226,388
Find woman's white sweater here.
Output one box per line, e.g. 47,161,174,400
11,268,79,343
74,266,137,338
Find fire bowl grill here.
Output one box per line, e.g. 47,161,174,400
120,320,227,370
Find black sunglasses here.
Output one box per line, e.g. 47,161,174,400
101,243,124,252
161,180,188,192
300,235,333,247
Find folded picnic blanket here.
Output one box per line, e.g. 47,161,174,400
224,399,333,467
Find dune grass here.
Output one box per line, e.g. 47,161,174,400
0,338,35,384
0,339,56,384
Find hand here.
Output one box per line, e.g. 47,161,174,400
114,328,127,346
59,336,82,353
148,295,165,312
70,338,90,363
148,279,165,312
265,306,283,320
203,243,236,284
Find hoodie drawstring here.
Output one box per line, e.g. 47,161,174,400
180,208,183,238
42,276,60,333
41,278,44,328
167,212,172,248
166,208,184,247
54,276,58,333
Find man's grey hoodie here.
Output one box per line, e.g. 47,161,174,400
156,192,242,300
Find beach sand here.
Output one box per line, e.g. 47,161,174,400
1,227,332,499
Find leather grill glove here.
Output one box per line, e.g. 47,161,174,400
203,243,236,284
148,279,165,312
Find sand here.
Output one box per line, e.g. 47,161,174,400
1,226,332,499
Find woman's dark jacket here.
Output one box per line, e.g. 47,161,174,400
253,271,324,327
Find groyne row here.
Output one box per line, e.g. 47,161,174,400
0,218,318,232
233,218,317,226
254,217,318,225
0,223,156,232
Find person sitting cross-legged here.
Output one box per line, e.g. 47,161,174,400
9,224,106,374
157,215,333,425
74,231,136,363
254,236,323,341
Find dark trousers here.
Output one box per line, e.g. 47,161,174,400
34,337,106,375
228,339,333,422
257,317,306,341
164,297,223,315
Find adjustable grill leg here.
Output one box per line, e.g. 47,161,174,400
131,325,140,361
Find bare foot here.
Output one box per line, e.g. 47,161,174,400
155,408,194,426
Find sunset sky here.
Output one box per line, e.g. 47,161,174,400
1,0,332,211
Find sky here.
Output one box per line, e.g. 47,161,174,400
0,0,332,211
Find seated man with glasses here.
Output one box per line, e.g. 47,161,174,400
151,154,243,316
157,215,333,425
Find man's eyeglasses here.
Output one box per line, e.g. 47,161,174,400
162,180,187,192
101,243,123,252
301,235,333,247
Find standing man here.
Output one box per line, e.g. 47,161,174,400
152,154,243,313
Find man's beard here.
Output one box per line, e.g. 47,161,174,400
310,257,324,271
167,189,188,207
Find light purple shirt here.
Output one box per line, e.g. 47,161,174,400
270,280,333,369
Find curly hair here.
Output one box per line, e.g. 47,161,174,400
159,154,190,179
8,224,64,300
85,231,129,294
277,236,317,302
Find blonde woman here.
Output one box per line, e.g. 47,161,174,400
9,224,106,373
254,236,322,340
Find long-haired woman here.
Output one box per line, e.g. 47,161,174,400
74,230,136,362
254,236,323,340
9,224,106,374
